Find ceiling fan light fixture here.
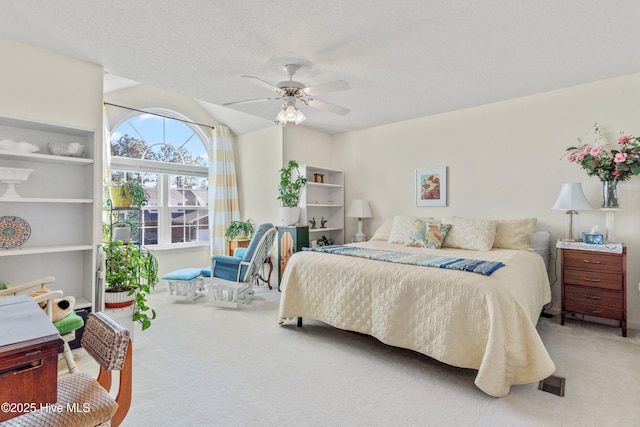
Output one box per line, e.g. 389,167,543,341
276,103,306,125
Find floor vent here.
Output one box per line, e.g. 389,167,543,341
538,375,565,397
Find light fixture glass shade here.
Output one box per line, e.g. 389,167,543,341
347,199,373,218
552,183,592,241
276,104,306,125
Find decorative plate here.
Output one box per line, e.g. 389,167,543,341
0,216,31,249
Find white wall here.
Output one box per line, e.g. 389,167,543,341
0,37,103,129
333,73,640,330
236,125,283,226
283,125,334,167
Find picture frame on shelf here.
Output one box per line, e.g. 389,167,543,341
416,167,447,207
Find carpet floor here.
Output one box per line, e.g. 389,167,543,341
61,286,640,426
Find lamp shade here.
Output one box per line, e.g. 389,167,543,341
552,183,593,211
347,199,373,218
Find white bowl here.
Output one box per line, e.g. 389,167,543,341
0,139,39,153
47,142,84,157
0,167,34,181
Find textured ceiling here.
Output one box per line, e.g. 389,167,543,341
1,1,640,135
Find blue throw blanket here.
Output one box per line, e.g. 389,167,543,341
303,245,505,276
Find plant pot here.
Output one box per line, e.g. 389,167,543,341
112,226,132,243
280,207,300,226
109,186,131,208
105,288,135,308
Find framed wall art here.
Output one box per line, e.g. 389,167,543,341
416,167,447,207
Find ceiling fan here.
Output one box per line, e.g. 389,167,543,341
223,64,350,125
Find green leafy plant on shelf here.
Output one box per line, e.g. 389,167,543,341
107,180,149,208
224,219,255,241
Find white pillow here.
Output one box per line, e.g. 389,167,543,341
493,218,537,250
388,215,437,244
370,218,394,241
443,216,497,251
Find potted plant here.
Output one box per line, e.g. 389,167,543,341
110,210,140,243
102,241,158,331
278,160,307,225
224,219,255,241
109,180,149,208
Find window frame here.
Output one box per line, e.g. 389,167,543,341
108,108,210,249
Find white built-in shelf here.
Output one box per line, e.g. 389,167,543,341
0,114,99,312
74,296,92,309
307,182,343,188
300,164,345,245
309,227,342,233
0,150,94,165
0,244,93,257
0,197,93,203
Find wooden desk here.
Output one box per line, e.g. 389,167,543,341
0,295,64,421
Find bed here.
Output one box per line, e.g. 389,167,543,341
278,216,556,397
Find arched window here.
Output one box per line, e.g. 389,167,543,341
109,110,209,247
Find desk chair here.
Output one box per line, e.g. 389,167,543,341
0,276,82,374
3,312,132,427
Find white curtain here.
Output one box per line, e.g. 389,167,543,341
208,125,240,255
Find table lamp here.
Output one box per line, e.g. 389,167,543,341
552,183,592,241
347,199,373,242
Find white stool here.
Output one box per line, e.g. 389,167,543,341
161,268,205,302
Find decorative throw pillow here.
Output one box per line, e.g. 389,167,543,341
370,218,394,241
493,218,537,250
442,216,497,251
387,215,437,244
405,220,451,249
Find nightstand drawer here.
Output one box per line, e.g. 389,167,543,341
563,269,623,291
564,285,623,310
562,250,623,274
564,300,623,320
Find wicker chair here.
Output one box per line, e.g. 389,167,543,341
4,312,133,427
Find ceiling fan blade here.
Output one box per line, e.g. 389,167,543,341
242,76,284,94
223,97,276,106
304,98,350,116
301,80,350,96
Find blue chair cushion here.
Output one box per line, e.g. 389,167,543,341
200,267,211,277
242,223,274,262
211,255,247,281
161,268,202,281
234,247,247,259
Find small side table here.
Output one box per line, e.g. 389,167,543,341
228,238,250,256
258,256,274,289
560,246,627,337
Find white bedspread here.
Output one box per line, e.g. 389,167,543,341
278,241,555,397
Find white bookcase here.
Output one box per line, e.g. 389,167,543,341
0,115,99,310
299,164,344,245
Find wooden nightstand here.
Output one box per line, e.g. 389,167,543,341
560,247,627,337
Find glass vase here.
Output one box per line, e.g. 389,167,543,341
601,180,620,208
